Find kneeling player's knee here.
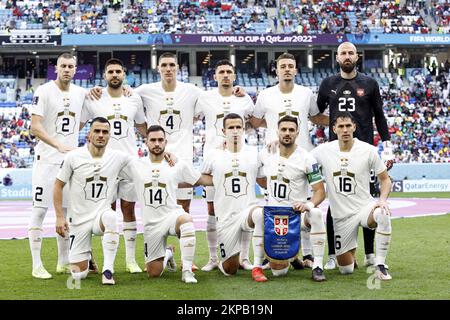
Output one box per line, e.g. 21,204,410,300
271,265,289,277
178,214,193,225
101,210,117,232
339,263,354,275
373,208,391,233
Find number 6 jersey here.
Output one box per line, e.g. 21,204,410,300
56,146,132,225
311,138,386,220
201,146,262,225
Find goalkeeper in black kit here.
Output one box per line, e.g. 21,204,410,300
316,42,394,270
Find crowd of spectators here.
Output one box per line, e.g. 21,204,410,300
430,0,450,34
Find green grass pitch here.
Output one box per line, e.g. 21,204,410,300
0,214,449,300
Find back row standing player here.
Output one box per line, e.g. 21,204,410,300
82,58,148,273
195,60,255,272
29,52,86,279
317,42,394,270
249,52,328,268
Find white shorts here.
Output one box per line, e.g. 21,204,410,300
333,202,376,256
217,206,255,261
32,161,68,208
203,186,215,202
143,209,186,263
176,187,193,200
68,209,112,263
113,178,138,203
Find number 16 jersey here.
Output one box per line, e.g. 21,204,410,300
311,138,386,220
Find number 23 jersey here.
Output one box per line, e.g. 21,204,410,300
311,139,386,220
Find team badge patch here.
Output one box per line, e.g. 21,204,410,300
264,206,300,262
356,88,365,97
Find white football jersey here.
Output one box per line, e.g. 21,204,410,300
253,84,320,151
135,82,202,161
81,89,146,156
258,147,322,206
195,89,255,156
31,81,86,164
311,138,386,220
122,159,200,226
56,146,132,225
202,145,261,225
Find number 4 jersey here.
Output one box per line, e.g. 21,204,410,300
201,146,261,225
311,138,386,220
56,146,132,225
31,81,86,164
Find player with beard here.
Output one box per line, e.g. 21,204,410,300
81,58,147,273
317,42,393,270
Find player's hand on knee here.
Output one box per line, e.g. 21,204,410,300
88,86,103,100
122,85,133,97
374,200,391,216
56,217,69,237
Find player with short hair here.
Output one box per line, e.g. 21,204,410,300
121,125,212,284
81,58,147,274
311,112,393,280
250,52,328,268
200,113,262,277
195,59,255,272
317,41,393,270
253,115,327,282
54,117,133,285
28,52,87,279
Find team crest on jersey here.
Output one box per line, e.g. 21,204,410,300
356,88,365,97
343,90,351,95
274,215,289,236
84,176,108,202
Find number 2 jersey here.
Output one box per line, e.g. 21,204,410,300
258,147,322,206
311,138,386,220
31,81,86,164
121,159,201,227
56,146,132,225
81,89,146,156
201,145,261,225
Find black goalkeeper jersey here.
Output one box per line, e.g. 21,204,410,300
317,72,389,145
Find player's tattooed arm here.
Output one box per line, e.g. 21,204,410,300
54,179,69,237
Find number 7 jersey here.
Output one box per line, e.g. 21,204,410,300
311,138,386,220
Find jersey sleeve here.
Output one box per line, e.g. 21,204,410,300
305,152,322,185
119,159,135,181
243,95,255,119
30,86,46,117
56,152,74,183
194,94,205,118
80,99,93,124
308,89,320,117
371,80,390,142
316,80,329,113
201,150,216,175
310,145,323,166
133,95,147,125
256,149,266,178
179,161,202,185
253,91,266,119
369,145,387,175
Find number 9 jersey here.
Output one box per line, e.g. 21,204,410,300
311,138,386,220
31,81,86,164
